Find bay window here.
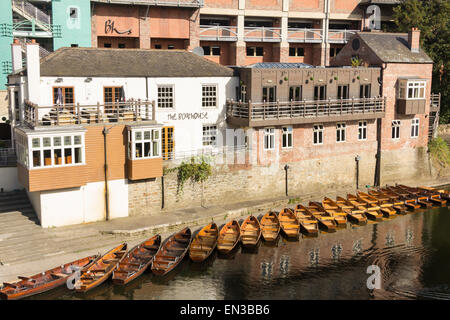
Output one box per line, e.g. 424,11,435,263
129,127,162,160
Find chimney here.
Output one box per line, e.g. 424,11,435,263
11,39,23,73
408,27,420,53
26,39,40,103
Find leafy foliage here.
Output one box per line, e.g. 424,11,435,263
428,137,450,167
164,156,212,194
391,0,450,123
351,56,363,67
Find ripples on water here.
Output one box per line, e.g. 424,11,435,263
30,206,450,300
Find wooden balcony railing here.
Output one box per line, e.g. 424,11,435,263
24,99,156,128
226,97,386,126
430,93,441,112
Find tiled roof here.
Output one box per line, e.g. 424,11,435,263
36,47,235,78
357,32,433,63
246,62,314,69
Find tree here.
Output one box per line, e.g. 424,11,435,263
392,0,450,123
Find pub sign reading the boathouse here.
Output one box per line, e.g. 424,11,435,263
167,112,209,121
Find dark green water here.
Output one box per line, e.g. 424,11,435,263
29,203,450,300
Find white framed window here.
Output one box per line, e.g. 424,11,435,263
129,128,161,160
313,124,323,145
240,85,247,102
264,128,275,150
411,118,419,138
282,126,293,148
157,85,174,108
29,134,85,169
336,122,346,142
202,85,217,108
202,125,218,147
15,132,29,168
398,80,426,99
392,120,401,140
358,121,367,141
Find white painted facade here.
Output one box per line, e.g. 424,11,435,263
0,167,22,191
27,179,129,228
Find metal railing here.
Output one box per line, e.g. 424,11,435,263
287,28,323,43
327,29,358,43
0,148,17,167
199,25,238,41
18,37,51,58
164,145,248,162
13,20,61,38
12,0,51,26
91,0,204,7
244,27,282,42
24,100,156,128
227,97,386,120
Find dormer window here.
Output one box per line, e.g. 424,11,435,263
398,79,426,100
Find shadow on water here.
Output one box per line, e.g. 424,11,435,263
25,202,450,300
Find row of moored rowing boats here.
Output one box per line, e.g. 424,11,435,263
1,185,448,300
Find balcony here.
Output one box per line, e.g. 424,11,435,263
244,27,282,42
327,29,358,44
226,97,386,127
91,0,204,7
24,100,156,129
287,28,322,43
199,25,238,41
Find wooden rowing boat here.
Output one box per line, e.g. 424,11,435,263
329,197,367,225
217,220,241,254
357,192,396,217
368,189,407,214
343,195,383,221
302,204,337,233
260,211,281,241
396,185,433,208
240,215,262,248
313,200,348,227
189,223,219,262
0,255,99,300
417,187,448,206
151,228,192,276
293,204,319,236
278,208,300,238
75,243,127,292
112,235,161,285
382,187,420,210
419,186,450,202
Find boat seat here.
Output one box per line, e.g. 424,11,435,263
144,245,160,250
51,273,67,278
18,276,37,282
119,262,141,267
175,238,190,244
3,282,18,288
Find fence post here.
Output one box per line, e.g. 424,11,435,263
277,100,280,119
263,100,266,120
290,99,293,118
152,100,156,121
303,99,306,117
97,102,101,123
363,97,365,113
352,97,355,114
34,103,38,127
328,98,331,115
248,100,252,121
340,98,343,114
77,103,81,124
56,105,59,125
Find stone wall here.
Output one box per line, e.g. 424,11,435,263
128,146,449,217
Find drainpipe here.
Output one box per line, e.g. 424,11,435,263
284,164,289,196
355,155,361,190
374,63,387,187
323,0,330,66
161,175,165,209
102,126,113,221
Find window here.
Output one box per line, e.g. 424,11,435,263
203,46,220,56
71,44,79,48
282,126,293,148
118,43,126,49
399,81,426,99
411,118,419,138
154,44,162,49
289,47,304,57
392,120,401,140
15,133,29,168
313,124,323,145
30,134,84,169
264,128,275,150
240,85,247,102
360,84,371,98
289,86,302,101
162,126,174,160
104,87,124,104
262,87,276,102
168,45,175,50
158,86,174,108
202,85,217,108
337,85,349,99
53,87,74,106
247,47,263,56
314,85,327,100
336,123,346,142
358,121,367,140
104,43,112,48
202,125,217,147
330,47,341,57
130,128,161,160
69,7,78,19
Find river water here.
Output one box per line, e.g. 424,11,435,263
30,204,450,300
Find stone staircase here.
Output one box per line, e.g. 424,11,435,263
0,190,39,227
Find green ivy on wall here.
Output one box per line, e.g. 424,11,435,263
164,156,212,194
